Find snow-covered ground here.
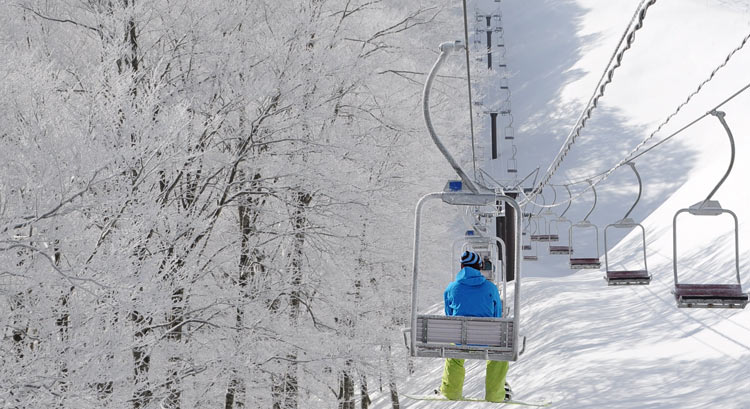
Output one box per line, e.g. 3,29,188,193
373,0,750,407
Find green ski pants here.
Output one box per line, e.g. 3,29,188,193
440,358,509,402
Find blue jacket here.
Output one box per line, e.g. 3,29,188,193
444,267,502,318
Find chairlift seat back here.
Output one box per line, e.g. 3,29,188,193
410,315,516,361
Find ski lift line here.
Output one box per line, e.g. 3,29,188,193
535,0,654,195
461,0,478,181
534,29,750,191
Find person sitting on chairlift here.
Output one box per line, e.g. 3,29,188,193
439,251,511,402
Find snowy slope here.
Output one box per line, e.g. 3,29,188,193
372,0,750,407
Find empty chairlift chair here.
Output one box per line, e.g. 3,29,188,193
672,111,748,309
523,216,539,261
507,145,518,174
537,186,560,243
549,185,574,255
569,181,601,269
528,192,549,243
603,162,651,285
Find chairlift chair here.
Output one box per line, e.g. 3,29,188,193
538,186,560,243
523,216,539,261
604,162,650,285
529,192,557,242
507,145,518,174
504,126,514,140
569,181,601,269
404,186,524,361
402,41,525,361
548,185,573,255
672,111,748,308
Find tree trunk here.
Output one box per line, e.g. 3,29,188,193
360,375,371,409
338,364,354,409
272,190,311,409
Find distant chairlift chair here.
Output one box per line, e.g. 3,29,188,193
507,145,518,175
603,162,651,285
569,181,601,269
523,215,539,261
672,111,748,308
528,193,548,243
549,185,573,255
535,187,560,243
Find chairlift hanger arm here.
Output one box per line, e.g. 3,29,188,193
583,180,597,222
622,162,642,220
702,111,735,205
560,185,572,219
423,41,485,194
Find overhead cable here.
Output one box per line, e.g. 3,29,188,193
534,0,655,195
517,77,750,209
